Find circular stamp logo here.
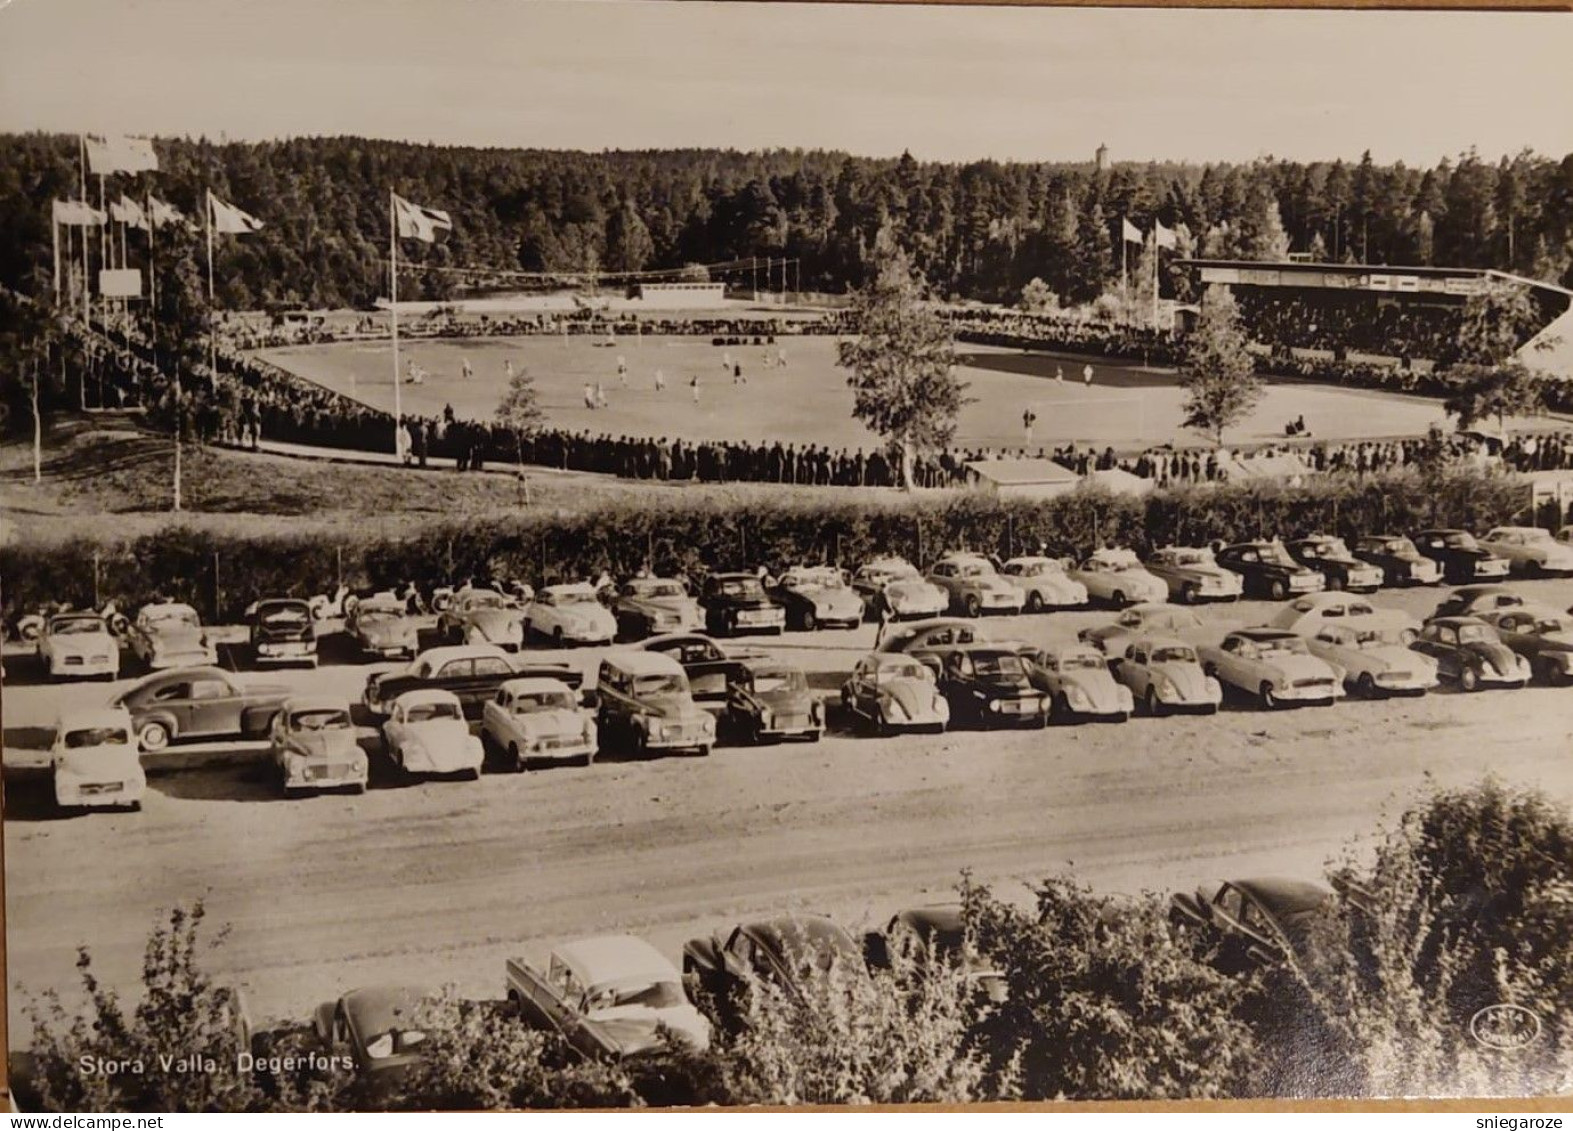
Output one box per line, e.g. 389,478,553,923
1469,1003,1542,1051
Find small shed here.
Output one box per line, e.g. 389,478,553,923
1081,467,1155,496
964,458,1082,500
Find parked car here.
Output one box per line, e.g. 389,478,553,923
270,696,368,795
381,689,484,780
1410,617,1530,691
593,651,715,757
1214,541,1325,601
1078,603,1205,657
1197,629,1342,708
1478,606,1573,684
1169,878,1333,972
113,666,290,752
247,598,318,668
683,916,865,1032
999,556,1089,612
1067,548,1169,608
1430,585,1526,621
877,618,996,664
1112,636,1222,716
1477,526,1573,577
507,935,710,1060
926,553,1025,617
1266,592,1421,643
1024,644,1133,723
363,645,580,720
613,576,703,641
313,986,429,1086
701,572,786,637
437,588,526,651
38,611,120,681
482,677,598,769
1351,534,1444,586
1412,529,1512,584
1285,535,1385,593
525,583,618,647
863,905,1006,1003
723,657,823,743
635,633,753,716
50,706,144,812
931,644,1049,729
346,595,419,661
850,557,949,622
772,566,864,631
840,652,950,735
1143,547,1244,605
1303,623,1439,698
126,601,217,671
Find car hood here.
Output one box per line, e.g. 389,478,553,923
882,679,942,716
1167,563,1233,581
884,579,945,605
401,719,473,748
1149,661,1211,697
55,747,142,777
512,709,591,737
798,589,862,615
1054,670,1125,705
359,619,416,645
1260,654,1336,682
149,625,206,651
585,1003,711,1056
642,694,708,721
974,674,1034,695
468,609,523,637
1347,644,1425,671
1460,641,1522,670
755,687,815,713
287,730,361,761
709,595,777,611
624,596,698,617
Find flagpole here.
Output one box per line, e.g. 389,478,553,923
51,209,60,304
390,190,402,458
1151,229,1160,330
79,136,89,324
206,189,218,389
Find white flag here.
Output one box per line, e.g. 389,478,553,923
1153,219,1178,250
52,199,107,226
84,134,159,175
148,197,187,229
394,194,453,242
1121,217,1143,245
210,193,264,235
110,195,148,229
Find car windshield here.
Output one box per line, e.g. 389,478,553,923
514,690,575,712
51,617,104,635
1310,539,1350,558
1259,544,1296,565
633,674,687,697
878,659,931,682
359,608,402,625
878,562,920,581
589,979,685,1011
1152,646,1196,663
291,708,351,731
753,667,807,693
1457,623,1496,644
406,701,461,723
364,1029,426,1060
1349,629,1392,648
1443,532,1479,550
261,606,310,625
1170,550,1209,566
1050,653,1104,671
1255,636,1309,657
632,581,684,598
146,606,199,628
550,591,598,606
1384,538,1418,555
466,591,506,609
717,579,765,599
1516,530,1553,544
1117,611,1145,628
64,726,130,748
974,654,1026,678
956,563,991,578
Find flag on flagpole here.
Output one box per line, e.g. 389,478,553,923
393,194,453,242
210,194,264,235
53,199,107,226
1153,219,1177,250
147,197,187,229
84,134,159,175
111,195,148,230
1121,217,1143,245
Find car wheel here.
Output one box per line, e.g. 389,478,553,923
125,800,142,813
694,744,711,757
963,594,982,618
1268,578,1287,601
1326,573,1344,592
1144,687,1161,717
138,720,171,752
1357,672,1378,698
1052,693,1071,725
874,711,891,737
1180,585,1198,606
508,743,524,772
1399,628,1418,645
1460,666,1480,692
464,767,481,781
553,626,565,648
1111,589,1127,608
1260,682,1280,709
801,609,817,632
1025,591,1044,614
578,753,594,768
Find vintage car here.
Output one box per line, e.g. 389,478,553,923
1067,549,1169,608
113,666,290,752
1143,547,1244,605
38,611,120,681
683,916,866,1032
1411,529,1512,584
363,644,581,719
51,706,145,812
436,587,526,651
1411,617,1530,691
1430,584,1526,621
1285,535,1385,593
931,644,1049,729
772,566,864,631
1214,541,1325,601
849,557,949,622
998,556,1088,613
634,633,755,715
1351,534,1444,586
700,572,786,637
840,652,950,735
722,657,824,743
269,696,368,794
1024,644,1133,723
1303,623,1439,698
1169,878,1333,972
381,689,484,779
1266,592,1421,643
612,576,703,641
877,618,996,664
314,986,429,1085
126,601,217,671
1479,606,1573,684
593,651,715,757
506,935,711,1060
524,582,618,647
1196,629,1343,709
1111,635,1223,716
1477,526,1573,577
482,676,598,769
347,596,419,661
926,553,1025,617
863,905,1006,1004
247,597,318,668
1077,603,1205,657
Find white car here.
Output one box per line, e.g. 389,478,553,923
51,706,145,812
1143,547,1245,604
850,558,949,621
127,601,217,671
382,689,484,779
1266,592,1421,644
482,677,598,769
1304,623,1439,699
38,612,121,680
1478,527,1573,577
926,554,1024,617
999,557,1088,612
525,583,618,647
1197,629,1345,709
1068,549,1169,608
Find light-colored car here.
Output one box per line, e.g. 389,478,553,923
1068,549,1169,608
773,566,864,631
382,689,484,779
613,577,703,641
1078,603,1205,657
38,612,120,680
127,602,217,671
1478,526,1573,577
1143,547,1244,605
1304,623,1439,698
526,582,618,647
1112,636,1222,716
926,554,1024,617
850,558,949,622
348,596,419,661
840,652,950,735
269,696,368,795
482,676,598,769
1197,629,1344,709
1430,585,1526,621
1266,592,1421,643
593,651,715,757
438,588,526,651
1024,644,1134,723
999,556,1088,612
51,706,145,812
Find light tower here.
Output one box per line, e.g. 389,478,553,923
1095,143,1109,172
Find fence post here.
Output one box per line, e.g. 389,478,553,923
335,546,344,590
92,551,101,608
213,551,222,623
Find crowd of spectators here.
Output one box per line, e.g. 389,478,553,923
945,309,1183,365
1233,291,1465,364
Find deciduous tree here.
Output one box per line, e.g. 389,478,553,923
1178,285,1263,444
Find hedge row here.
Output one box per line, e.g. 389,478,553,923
1,471,1536,625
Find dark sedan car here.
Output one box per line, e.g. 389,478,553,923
1285,536,1384,593
1430,585,1526,621
1480,606,1573,684
112,666,290,752
932,644,1049,729
700,573,786,637
1411,616,1530,691
1412,529,1512,585
1351,534,1443,587
863,905,1007,1003
1169,878,1333,973
248,598,318,668
313,985,429,1089
683,915,866,1032
1214,542,1325,601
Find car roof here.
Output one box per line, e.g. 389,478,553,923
1003,555,1058,566
944,643,1018,657
1130,635,1193,652
499,676,578,696
57,706,134,730
709,571,760,581
1416,527,1464,535
1450,584,1515,597
1036,643,1105,661
142,601,199,616
745,915,857,956
283,695,350,714
542,582,597,597
1234,629,1299,641
125,665,231,691
557,934,677,989
1486,525,1540,534
1428,615,1490,627
867,651,928,668
49,611,107,623
738,656,801,675
1232,878,1333,919
893,904,965,938
414,644,510,665
389,688,462,710
256,597,310,608
357,597,406,613
341,985,428,1037
603,649,685,676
